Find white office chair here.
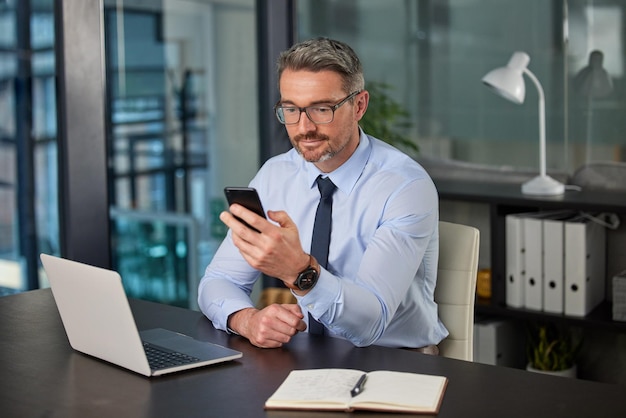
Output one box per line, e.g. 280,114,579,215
435,221,480,361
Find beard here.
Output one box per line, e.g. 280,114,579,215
292,133,336,163
291,133,350,163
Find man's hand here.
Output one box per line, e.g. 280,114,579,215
221,205,310,287
228,304,307,348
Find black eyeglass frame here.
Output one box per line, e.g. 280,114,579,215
274,90,362,125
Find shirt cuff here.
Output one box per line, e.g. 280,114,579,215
296,269,341,320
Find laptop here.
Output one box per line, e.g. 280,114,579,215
40,253,242,377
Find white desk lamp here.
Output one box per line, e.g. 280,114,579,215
482,52,565,196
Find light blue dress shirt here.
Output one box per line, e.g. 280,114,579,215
198,131,448,348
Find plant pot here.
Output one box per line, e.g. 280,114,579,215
526,363,577,378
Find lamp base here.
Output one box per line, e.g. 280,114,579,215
521,175,565,196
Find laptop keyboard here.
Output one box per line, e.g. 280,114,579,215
143,341,201,370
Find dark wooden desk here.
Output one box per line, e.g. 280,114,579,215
1,289,624,417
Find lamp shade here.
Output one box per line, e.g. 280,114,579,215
481,52,530,104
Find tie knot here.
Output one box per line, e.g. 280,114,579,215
316,176,336,198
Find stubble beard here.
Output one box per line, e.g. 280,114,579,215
293,133,336,163
294,131,356,165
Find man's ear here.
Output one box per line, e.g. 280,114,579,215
355,90,369,122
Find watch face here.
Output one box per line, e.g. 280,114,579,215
296,267,318,290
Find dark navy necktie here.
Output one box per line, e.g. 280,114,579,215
308,176,336,335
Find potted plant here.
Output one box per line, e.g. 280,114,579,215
360,81,418,155
526,322,582,378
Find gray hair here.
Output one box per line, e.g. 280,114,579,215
277,37,365,94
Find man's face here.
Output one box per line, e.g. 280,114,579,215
278,69,368,173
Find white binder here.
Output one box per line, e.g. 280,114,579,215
542,218,565,314
474,318,525,367
564,215,606,317
505,214,525,308
523,217,543,311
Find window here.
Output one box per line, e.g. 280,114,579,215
0,0,58,294
297,0,626,179
105,0,259,308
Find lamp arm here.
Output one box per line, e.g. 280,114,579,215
522,68,546,178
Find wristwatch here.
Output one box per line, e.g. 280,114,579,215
295,255,320,291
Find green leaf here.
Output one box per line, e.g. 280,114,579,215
360,81,418,154
527,323,582,371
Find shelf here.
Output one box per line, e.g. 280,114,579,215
436,179,626,213
476,299,626,332
434,178,626,335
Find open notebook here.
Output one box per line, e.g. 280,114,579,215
40,254,242,377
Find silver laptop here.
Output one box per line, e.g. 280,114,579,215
40,253,242,377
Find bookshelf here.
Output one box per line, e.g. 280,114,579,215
435,179,626,333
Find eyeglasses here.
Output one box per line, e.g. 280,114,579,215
274,91,361,125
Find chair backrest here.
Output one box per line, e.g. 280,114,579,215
435,221,480,361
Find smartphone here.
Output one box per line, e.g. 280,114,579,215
224,187,266,232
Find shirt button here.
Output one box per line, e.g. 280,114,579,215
306,304,314,310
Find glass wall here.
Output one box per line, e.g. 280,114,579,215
0,0,58,295
8,0,622,305
104,0,259,308
297,0,626,181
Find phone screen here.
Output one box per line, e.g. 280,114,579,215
224,187,266,232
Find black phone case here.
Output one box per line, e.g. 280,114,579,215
224,187,266,219
224,187,266,232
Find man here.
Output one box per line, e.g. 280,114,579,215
198,37,447,352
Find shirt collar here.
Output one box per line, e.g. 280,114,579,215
305,129,372,196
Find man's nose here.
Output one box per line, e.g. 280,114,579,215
296,110,316,131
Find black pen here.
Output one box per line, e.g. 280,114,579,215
350,373,367,397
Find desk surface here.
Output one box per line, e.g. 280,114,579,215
1,289,624,418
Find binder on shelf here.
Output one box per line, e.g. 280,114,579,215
523,216,543,311
505,214,525,308
474,317,525,368
564,215,606,317
612,270,626,322
542,213,573,314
